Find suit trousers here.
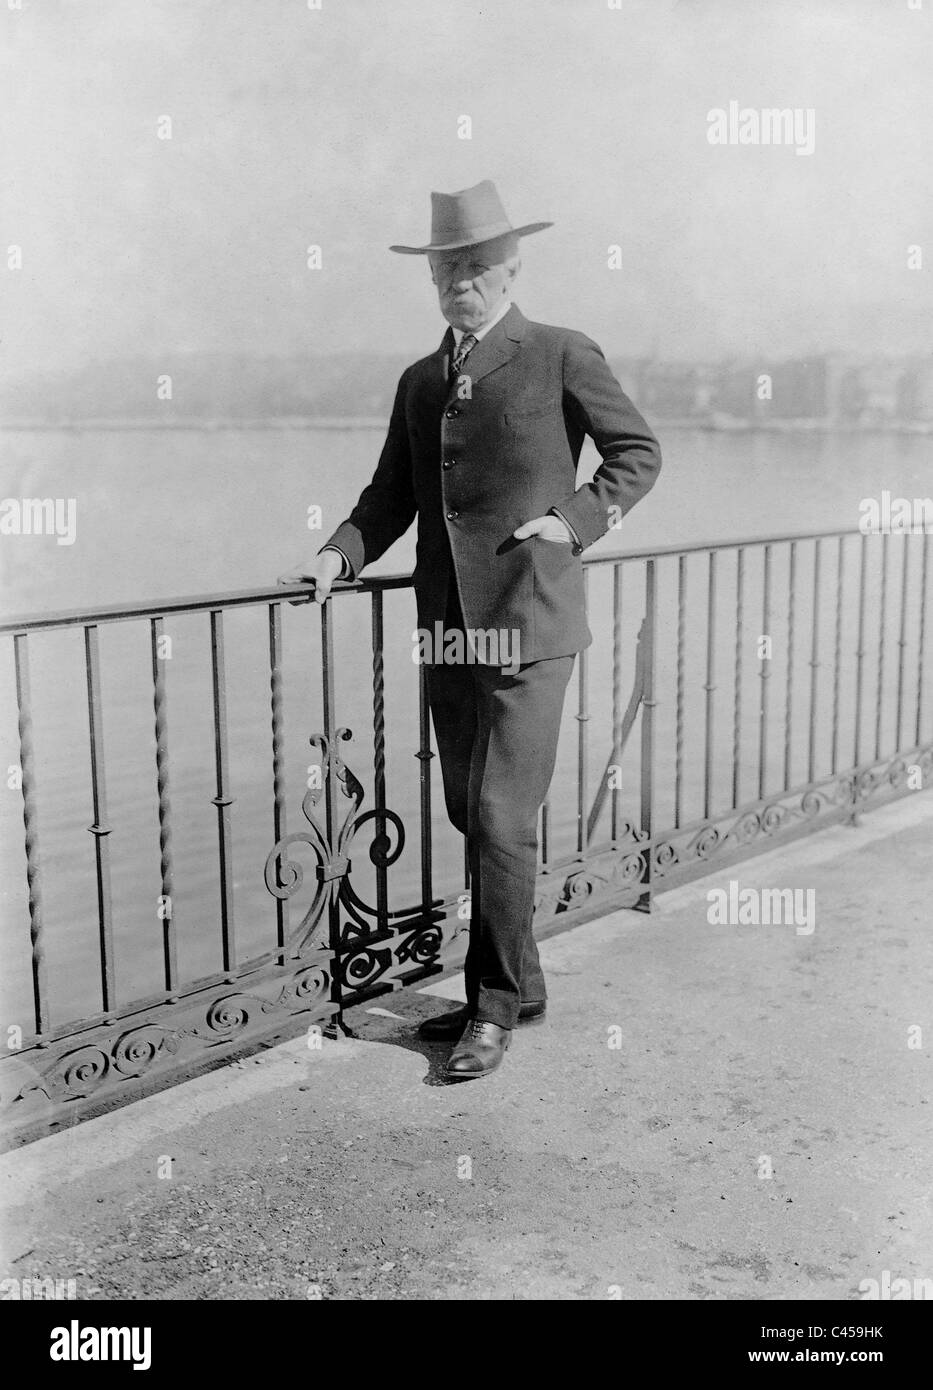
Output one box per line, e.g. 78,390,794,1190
425,577,575,1029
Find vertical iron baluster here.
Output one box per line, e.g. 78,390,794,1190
84,624,115,1015
416,663,435,919
703,551,717,820
875,532,890,761
150,617,177,997
611,563,624,842
917,531,930,747
370,591,388,929
639,560,657,898
854,532,868,766
319,600,342,1009
320,604,336,840
758,545,772,799
13,633,48,1038
732,547,745,808
895,534,910,752
575,567,590,854
808,539,822,784
783,541,797,790
268,603,289,957
210,610,236,976
830,536,845,775
674,555,686,828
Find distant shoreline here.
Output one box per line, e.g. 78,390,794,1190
2,417,932,434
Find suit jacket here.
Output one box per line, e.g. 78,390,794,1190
325,304,661,662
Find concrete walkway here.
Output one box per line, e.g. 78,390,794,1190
2,795,931,1301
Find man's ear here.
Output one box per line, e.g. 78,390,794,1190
506,256,522,283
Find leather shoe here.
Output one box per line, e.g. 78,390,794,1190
445,1019,511,1080
418,999,546,1040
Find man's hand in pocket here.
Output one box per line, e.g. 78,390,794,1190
513,514,572,543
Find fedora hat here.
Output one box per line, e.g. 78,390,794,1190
389,179,553,255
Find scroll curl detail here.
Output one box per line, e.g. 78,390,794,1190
264,729,415,957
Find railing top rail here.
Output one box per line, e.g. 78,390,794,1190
0,576,412,635
580,524,867,567
0,525,877,635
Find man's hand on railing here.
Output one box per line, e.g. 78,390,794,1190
277,549,345,605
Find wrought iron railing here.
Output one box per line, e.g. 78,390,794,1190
1,525,930,1144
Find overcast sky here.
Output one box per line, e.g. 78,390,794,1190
3,0,931,376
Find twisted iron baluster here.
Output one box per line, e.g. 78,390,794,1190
758,545,772,799
610,563,624,844
14,633,48,1038
319,601,344,1024
371,591,388,929
269,603,289,956
150,617,177,997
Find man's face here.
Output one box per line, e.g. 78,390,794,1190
429,235,517,332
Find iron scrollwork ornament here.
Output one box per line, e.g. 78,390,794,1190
264,729,406,955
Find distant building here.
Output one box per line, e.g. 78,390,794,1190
836,361,902,426
710,364,756,423
765,358,829,420
636,363,705,420
896,361,933,423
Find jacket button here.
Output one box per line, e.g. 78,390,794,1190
445,408,459,418
442,459,454,470
446,509,459,521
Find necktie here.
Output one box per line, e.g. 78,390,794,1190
451,332,477,376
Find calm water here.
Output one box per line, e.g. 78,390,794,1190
2,425,930,612
1,426,930,1035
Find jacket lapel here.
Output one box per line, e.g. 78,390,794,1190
438,325,455,383
413,328,455,415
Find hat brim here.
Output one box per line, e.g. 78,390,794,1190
389,221,553,255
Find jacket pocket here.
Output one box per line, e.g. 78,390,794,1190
533,533,574,565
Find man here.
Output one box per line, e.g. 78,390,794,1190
279,180,660,1080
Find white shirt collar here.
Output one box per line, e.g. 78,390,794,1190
450,297,512,347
